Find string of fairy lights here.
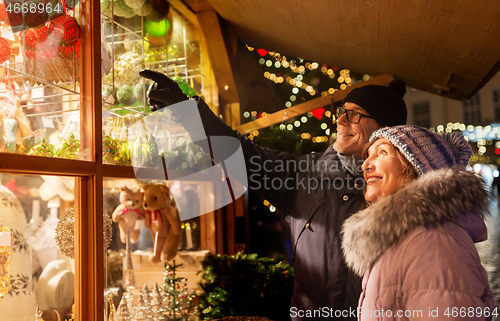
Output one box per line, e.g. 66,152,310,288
244,45,500,204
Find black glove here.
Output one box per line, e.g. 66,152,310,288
139,69,188,112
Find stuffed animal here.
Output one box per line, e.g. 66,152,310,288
112,186,144,244
142,183,181,263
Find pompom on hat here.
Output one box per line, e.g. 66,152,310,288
369,125,472,176
343,79,407,127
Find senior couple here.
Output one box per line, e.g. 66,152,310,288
140,69,495,320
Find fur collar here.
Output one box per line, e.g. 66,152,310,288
341,167,489,276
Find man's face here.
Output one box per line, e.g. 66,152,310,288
332,102,380,158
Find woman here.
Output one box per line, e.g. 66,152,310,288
342,125,495,320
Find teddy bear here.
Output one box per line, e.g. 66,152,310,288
142,183,181,263
112,186,144,244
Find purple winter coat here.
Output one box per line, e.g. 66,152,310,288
342,168,495,321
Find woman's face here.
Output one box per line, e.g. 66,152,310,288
362,138,408,203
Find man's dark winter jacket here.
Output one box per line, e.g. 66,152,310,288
173,98,364,320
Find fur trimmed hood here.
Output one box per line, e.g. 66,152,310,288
342,167,489,277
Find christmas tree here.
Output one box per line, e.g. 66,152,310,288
162,261,198,321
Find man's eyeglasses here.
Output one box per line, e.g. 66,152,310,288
336,106,374,124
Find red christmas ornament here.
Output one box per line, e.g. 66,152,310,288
26,11,49,29
47,14,81,46
257,48,268,57
22,25,52,51
0,37,11,63
1,0,22,26
311,107,325,120
26,45,57,60
0,0,8,23
58,39,80,59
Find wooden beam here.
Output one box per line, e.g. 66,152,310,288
0,154,95,176
169,0,200,28
236,74,394,135
75,0,103,319
197,10,240,104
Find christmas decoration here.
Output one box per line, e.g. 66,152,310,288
124,0,145,9
53,132,80,159
134,79,152,105
35,305,43,321
0,223,13,298
0,36,10,63
59,39,80,59
108,292,117,321
55,208,113,259
122,232,135,289
198,253,293,321
1,0,22,27
134,293,153,320
113,0,136,18
25,4,49,29
27,137,54,157
162,261,197,321
117,85,138,106
116,292,132,321
111,185,144,242
151,283,164,320
133,0,153,16
103,52,143,86
144,18,170,38
103,136,123,165
47,14,82,47
142,184,181,263
145,0,170,23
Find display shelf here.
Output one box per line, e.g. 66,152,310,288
0,0,220,319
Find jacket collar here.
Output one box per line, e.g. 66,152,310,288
342,167,489,276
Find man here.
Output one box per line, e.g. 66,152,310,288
140,70,407,320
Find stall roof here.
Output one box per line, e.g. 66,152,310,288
183,0,500,101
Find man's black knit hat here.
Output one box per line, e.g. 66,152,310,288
342,79,407,127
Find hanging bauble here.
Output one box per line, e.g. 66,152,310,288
116,85,137,106
123,0,145,9
53,132,80,159
133,0,153,16
0,37,11,63
0,0,8,23
25,44,57,60
58,39,80,59
113,0,135,18
145,34,166,46
21,25,52,50
27,137,54,157
47,14,82,47
145,0,169,22
144,18,170,38
55,208,113,259
101,0,111,11
25,3,49,29
1,0,22,26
